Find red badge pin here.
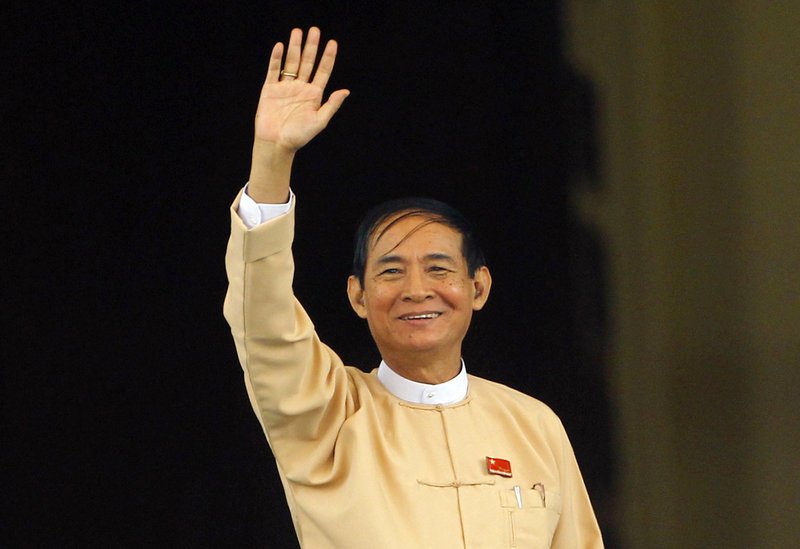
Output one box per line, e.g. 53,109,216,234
486,456,512,478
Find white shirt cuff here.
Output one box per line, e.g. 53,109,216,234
237,183,294,229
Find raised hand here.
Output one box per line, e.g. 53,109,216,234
247,27,349,203
254,27,349,152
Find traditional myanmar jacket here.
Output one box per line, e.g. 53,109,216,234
224,195,603,548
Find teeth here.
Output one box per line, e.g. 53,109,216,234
403,313,440,320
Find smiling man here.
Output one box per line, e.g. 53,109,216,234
346,202,492,386
224,28,603,548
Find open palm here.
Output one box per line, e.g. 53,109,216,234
254,27,349,152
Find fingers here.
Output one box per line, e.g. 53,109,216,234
269,27,341,92
311,39,338,91
281,28,303,79
297,27,320,81
264,42,284,85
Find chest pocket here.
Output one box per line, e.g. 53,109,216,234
499,486,562,548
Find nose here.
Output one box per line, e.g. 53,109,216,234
401,266,434,302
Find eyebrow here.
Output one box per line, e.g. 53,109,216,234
374,253,457,265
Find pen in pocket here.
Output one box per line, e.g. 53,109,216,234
513,485,523,508
532,483,546,507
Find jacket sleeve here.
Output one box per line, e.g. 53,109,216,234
223,191,356,486
551,417,605,548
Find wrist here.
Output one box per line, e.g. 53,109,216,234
248,139,296,203
252,138,296,164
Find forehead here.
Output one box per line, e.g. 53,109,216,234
368,213,464,259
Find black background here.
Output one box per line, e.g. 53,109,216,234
5,2,614,546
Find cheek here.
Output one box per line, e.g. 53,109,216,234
443,279,470,300
364,286,397,314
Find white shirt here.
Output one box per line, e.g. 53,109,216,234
377,360,468,405
237,185,470,405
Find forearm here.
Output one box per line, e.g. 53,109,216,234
224,202,354,480
224,203,321,426
246,27,347,204
247,139,295,203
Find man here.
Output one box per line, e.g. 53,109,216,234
224,27,603,548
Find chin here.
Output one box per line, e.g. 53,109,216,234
392,338,454,355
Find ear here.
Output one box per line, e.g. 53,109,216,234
347,275,368,319
471,266,492,311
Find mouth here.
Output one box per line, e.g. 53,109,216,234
398,312,442,321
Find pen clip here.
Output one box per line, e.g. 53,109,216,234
513,485,523,509
532,482,546,507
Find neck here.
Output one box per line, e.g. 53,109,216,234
380,350,462,384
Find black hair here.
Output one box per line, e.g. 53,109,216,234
352,197,486,286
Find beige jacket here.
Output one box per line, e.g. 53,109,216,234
224,195,603,548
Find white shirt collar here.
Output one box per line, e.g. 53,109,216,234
377,360,468,405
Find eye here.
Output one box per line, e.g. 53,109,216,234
379,268,402,275
428,265,451,274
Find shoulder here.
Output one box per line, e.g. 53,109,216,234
466,375,575,458
344,365,378,385
467,374,562,425
344,365,388,401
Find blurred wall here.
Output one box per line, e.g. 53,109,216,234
562,2,799,547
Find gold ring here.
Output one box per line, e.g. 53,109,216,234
280,70,298,79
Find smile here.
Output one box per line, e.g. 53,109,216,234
399,313,441,320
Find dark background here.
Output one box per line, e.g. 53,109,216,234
5,2,615,546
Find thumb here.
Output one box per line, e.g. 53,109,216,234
318,89,350,126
